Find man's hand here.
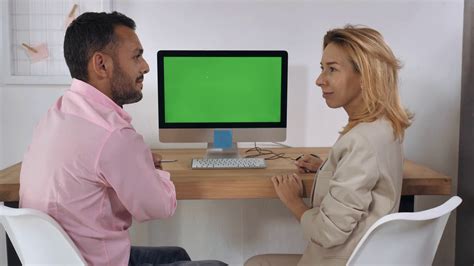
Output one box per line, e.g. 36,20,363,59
295,154,323,173
272,173,309,221
152,152,163,170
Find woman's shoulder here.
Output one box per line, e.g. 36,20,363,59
352,118,394,139
335,118,400,153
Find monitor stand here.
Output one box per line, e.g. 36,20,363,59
205,142,240,159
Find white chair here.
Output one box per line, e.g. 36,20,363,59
0,205,86,266
347,196,462,266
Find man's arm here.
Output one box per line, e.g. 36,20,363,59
96,128,177,221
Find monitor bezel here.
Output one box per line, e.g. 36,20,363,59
157,50,288,129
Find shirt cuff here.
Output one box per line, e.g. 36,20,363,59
157,169,171,180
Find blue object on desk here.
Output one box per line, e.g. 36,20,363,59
214,130,232,149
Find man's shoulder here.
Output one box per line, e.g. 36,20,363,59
57,90,132,132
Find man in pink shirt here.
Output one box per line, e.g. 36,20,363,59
20,11,226,266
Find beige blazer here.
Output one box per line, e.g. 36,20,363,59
298,118,403,266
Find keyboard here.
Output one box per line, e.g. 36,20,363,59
191,158,266,169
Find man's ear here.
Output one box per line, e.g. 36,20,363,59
90,52,113,79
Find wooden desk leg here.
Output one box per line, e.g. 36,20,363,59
4,201,21,266
399,195,414,212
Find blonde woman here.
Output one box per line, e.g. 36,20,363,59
245,25,412,266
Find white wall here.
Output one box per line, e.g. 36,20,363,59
0,0,463,266
1,5,6,264
0,12,3,170
0,87,3,168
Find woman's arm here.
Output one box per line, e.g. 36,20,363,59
300,133,379,248
272,173,310,221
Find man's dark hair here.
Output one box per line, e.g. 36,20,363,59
64,12,136,81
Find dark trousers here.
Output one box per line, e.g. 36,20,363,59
129,246,228,266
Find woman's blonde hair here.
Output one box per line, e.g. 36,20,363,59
323,25,413,140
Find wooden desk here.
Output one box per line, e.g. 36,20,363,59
0,147,453,266
0,147,452,202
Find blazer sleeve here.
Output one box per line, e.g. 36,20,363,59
300,132,379,248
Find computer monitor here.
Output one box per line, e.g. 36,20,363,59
157,50,288,157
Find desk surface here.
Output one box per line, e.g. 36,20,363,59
0,147,452,202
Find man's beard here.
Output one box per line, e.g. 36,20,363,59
110,64,143,106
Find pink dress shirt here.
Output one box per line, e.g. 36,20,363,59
20,79,177,266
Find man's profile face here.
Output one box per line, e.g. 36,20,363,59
109,25,149,106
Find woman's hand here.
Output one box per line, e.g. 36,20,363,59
295,154,323,173
272,173,309,221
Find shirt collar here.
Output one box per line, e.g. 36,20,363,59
69,78,132,123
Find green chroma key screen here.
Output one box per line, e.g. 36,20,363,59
163,56,282,123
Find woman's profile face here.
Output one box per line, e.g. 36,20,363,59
315,43,363,116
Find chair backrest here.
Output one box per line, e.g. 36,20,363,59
0,205,86,266
347,196,462,266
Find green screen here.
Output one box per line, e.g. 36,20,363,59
163,57,282,123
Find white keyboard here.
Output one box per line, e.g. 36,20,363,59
191,158,267,169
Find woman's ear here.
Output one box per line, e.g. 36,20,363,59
90,52,113,79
